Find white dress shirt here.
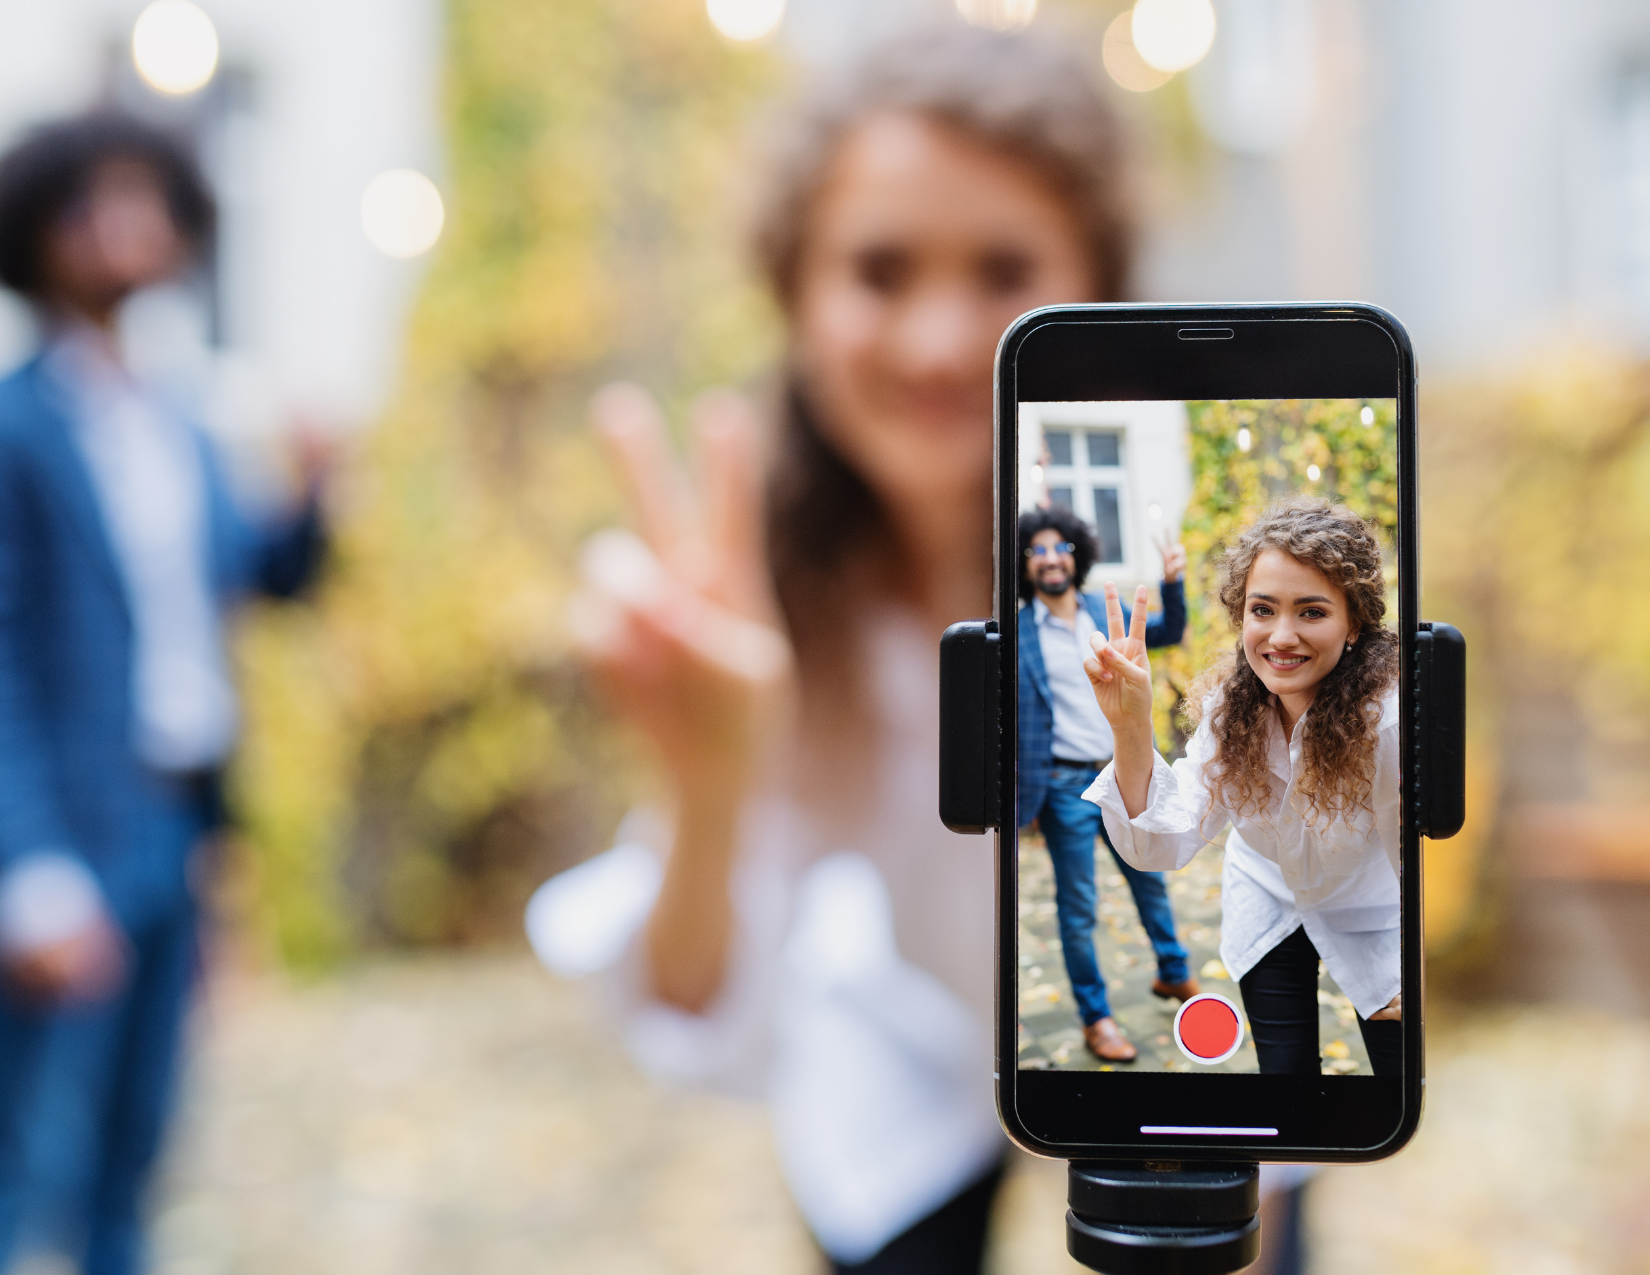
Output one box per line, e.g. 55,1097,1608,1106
0,332,237,957
1032,596,1115,763
46,328,237,772
1086,686,1402,1019
526,611,1003,1263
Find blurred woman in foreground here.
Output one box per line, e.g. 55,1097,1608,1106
533,25,1130,1272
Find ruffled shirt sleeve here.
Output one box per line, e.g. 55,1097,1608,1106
1372,703,1402,880
1083,716,1223,873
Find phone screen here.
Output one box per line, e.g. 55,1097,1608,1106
997,309,1418,1156
1015,396,1398,1076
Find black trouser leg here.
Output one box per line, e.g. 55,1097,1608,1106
1237,927,1322,1076
1239,927,1405,1078
1355,1013,1403,1078
828,1157,1007,1275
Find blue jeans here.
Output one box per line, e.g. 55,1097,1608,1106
0,797,204,1275
1036,766,1190,1025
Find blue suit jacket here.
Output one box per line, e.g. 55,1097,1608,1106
1017,582,1185,827
0,356,323,929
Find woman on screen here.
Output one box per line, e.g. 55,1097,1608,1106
1082,496,1403,1077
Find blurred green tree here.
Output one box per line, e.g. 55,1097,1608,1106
231,0,783,966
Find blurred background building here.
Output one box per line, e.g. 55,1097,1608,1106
1017,401,1192,595
10,0,1650,412
0,0,443,440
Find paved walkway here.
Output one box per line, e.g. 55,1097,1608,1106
1016,829,1371,1074
124,952,1650,1274
1307,1006,1650,1272
149,955,814,1275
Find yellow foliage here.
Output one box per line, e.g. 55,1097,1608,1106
1418,352,1650,965
1160,398,1398,753
232,0,784,964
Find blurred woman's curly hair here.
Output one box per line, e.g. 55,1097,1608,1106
751,23,1133,309
753,22,1134,730
1188,496,1398,826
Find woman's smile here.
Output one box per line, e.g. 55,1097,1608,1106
1240,548,1358,729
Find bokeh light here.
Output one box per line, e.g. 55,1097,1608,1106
1236,427,1252,452
360,169,445,259
1103,10,1174,93
1306,463,1321,481
955,0,1038,33
131,0,219,96
1361,405,1376,425
705,0,784,41
1131,0,1216,74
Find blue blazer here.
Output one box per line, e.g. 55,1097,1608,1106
1016,582,1185,827
0,356,323,929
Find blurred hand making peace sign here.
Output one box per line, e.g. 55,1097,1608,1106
574,384,790,803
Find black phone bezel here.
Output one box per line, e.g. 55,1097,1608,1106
994,303,1422,1163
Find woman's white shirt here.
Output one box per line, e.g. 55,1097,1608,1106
1085,686,1401,1019
526,611,1003,1264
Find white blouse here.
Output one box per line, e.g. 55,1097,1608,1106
526,612,1003,1264
1085,687,1402,1019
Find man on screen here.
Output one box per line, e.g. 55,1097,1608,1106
1017,507,1194,1061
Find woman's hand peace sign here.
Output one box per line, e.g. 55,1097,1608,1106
1083,582,1159,818
1082,582,1156,736
572,384,791,801
573,384,791,1014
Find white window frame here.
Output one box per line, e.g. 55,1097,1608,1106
1040,424,1131,569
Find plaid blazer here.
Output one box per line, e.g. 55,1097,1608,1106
1017,582,1186,827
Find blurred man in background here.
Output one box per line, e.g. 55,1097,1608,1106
0,115,325,1275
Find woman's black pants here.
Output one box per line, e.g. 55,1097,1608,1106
828,1157,1006,1275
1237,926,1402,1077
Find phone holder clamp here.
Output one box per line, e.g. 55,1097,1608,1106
939,617,1466,837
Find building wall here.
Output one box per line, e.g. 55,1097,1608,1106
1146,0,1650,369
1018,400,1192,594
0,0,444,439
8,0,1645,433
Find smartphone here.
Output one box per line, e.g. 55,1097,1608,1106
994,303,1420,1161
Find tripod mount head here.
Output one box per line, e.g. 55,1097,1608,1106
1067,1161,1260,1275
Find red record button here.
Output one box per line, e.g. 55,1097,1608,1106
1173,993,1245,1065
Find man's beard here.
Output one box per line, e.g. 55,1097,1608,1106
1036,574,1071,596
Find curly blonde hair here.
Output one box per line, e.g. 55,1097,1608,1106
1187,496,1398,825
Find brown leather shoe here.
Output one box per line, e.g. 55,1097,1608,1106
1151,977,1202,1003
1083,1016,1138,1062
